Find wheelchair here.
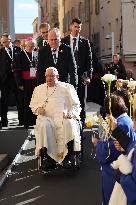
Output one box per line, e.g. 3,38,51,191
37,140,82,173
37,120,83,173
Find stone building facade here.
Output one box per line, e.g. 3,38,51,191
0,0,15,40
58,0,136,77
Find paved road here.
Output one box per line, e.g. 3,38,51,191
0,102,102,205
0,132,102,205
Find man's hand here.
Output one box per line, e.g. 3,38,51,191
92,132,99,146
18,86,24,91
82,77,90,85
113,140,124,152
37,107,46,116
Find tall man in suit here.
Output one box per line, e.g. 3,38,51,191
62,18,92,125
37,23,50,49
0,34,20,127
37,28,77,88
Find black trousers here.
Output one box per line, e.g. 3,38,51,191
18,89,24,125
1,75,18,125
77,82,85,125
23,80,37,127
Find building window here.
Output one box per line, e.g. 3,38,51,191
63,13,69,33
67,11,71,29
95,0,100,15
91,0,93,14
108,22,111,33
101,26,104,54
78,2,83,21
93,32,100,54
45,0,48,13
85,0,89,21
71,7,75,20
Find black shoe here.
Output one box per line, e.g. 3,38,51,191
18,122,23,126
41,157,56,172
0,122,2,129
62,159,72,169
42,162,56,172
24,125,29,129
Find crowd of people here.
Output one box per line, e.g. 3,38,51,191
0,17,136,204
92,86,136,205
0,17,131,129
0,17,105,129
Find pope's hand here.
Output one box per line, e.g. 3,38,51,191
63,113,74,119
37,107,46,116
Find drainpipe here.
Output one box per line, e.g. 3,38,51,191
63,0,65,37
88,0,91,41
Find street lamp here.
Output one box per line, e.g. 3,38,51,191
105,32,115,60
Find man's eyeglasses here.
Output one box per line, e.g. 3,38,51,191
45,74,55,78
2,41,9,43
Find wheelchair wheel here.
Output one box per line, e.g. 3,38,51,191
37,156,41,171
37,148,45,171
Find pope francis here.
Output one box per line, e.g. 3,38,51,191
29,67,81,167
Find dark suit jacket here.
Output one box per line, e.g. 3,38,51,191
37,36,48,49
14,50,37,87
0,46,21,87
108,60,127,80
37,43,77,87
62,35,92,80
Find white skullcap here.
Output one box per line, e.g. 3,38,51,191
46,67,59,75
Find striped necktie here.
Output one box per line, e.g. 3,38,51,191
52,49,57,64
73,38,77,52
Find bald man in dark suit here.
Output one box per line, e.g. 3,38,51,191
37,28,77,88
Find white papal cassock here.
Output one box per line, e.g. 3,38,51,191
29,81,81,163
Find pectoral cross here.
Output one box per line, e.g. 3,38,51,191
44,85,57,107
